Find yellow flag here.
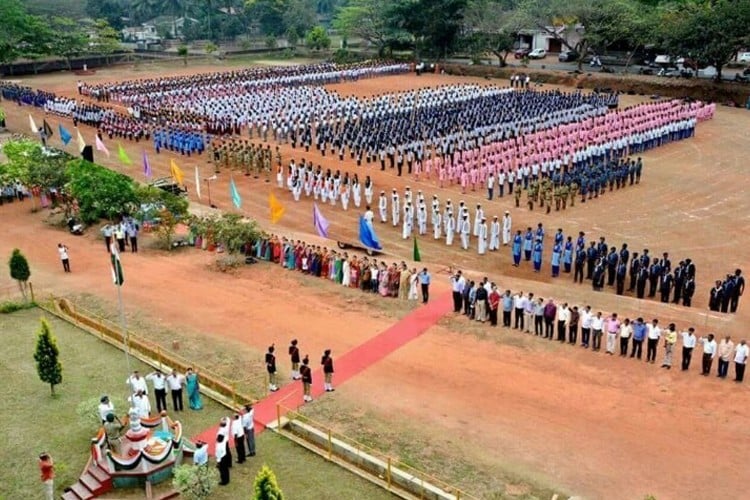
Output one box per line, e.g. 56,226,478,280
269,192,285,224
170,159,184,185
76,128,86,153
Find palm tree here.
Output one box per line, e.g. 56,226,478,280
205,0,214,41
131,0,158,23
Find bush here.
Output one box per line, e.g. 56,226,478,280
331,49,364,65
305,26,331,51
0,300,36,314
173,464,219,500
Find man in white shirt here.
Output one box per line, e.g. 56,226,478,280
646,319,662,364
716,335,733,378
193,441,208,466
734,340,749,383
580,306,592,348
126,370,148,395
166,370,185,412
618,318,632,356
680,327,697,371
129,390,151,418
699,334,718,376
556,303,570,342
215,434,230,485
242,404,256,456
146,369,168,413
513,292,527,330
591,312,604,351
98,395,115,423
230,414,246,463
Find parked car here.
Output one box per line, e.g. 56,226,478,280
558,50,579,62
528,48,547,59
513,48,530,59
737,52,750,63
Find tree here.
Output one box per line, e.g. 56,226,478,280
0,0,36,71
66,159,138,223
163,0,186,38
660,0,750,81
333,0,412,57
246,0,287,36
253,464,284,500
133,184,188,250
205,41,218,56
9,249,31,301
34,318,63,396
178,45,189,65
86,0,127,30
282,0,316,44
305,26,331,50
173,464,219,500
390,0,468,59
462,0,519,65
91,20,123,64
49,17,89,70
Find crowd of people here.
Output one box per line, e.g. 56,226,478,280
448,270,749,381
708,270,745,313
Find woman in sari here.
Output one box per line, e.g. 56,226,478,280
408,268,419,300
378,263,390,296
341,255,351,287
186,368,203,411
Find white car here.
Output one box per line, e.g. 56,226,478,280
528,48,547,59
738,52,750,63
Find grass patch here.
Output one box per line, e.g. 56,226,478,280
0,308,394,499
66,292,269,398
299,397,567,500
0,299,36,314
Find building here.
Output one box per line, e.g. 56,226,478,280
517,25,583,53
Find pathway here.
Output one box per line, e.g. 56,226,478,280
193,292,453,451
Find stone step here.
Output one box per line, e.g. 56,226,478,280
69,482,94,500
79,472,102,494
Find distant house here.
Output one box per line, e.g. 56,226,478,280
517,25,583,53
143,16,200,39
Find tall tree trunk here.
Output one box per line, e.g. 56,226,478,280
50,383,55,395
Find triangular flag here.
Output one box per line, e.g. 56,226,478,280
413,236,421,262
42,119,54,138
195,166,201,200
313,203,329,238
269,192,285,224
59,124,72,145
110,243,124,286
230,177,242,209
170,159,184,185
117,143,131,165
142,151,152,179
96,135,110,157
76,129,86,153
29,114,38,133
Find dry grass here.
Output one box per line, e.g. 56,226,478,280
299,397,567,500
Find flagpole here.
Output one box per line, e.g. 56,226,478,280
117,281,133,379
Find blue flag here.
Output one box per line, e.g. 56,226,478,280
230,177,242,209
59,124,72,145
359,215,382,250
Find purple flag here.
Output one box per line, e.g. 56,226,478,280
143,151,152,179
313,203,329,238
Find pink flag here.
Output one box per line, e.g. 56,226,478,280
142,151,152,179
313,203,329,238
96,135,110,157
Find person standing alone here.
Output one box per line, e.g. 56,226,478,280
58,243,70,273
38,452,54,500
322,349,335,392
419,268,431,304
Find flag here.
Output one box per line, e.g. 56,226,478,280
117,143,131,165
413,237,421,262
110,244,124,286
29,114,38,133
195,166,201,200
59,124,72,145
96,135,110,157
170,159,184,185
42,119,53,138
76,128,86,153
359,215,382,250
269,192,285,224
142,151,152,179
313,203,329,238
230,177,242,208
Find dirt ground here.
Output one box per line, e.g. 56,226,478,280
2,61,750,499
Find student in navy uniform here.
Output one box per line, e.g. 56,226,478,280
730,269,744,313
606,247,619,286
709,280,723,311
660,272,674,303
265,345,279,392
647,260,661,298
300,356,313,402
619,243,630,266
574,246,586,283
321,349,335,391
682,277,695,307
562,237,573,273
672,261,685,303
289,339,301,380
628,252,640,292
592,258,605,291
512,231,523,267
636,265,649,299
720,275,734,313
615,261,627,295
586,242,598,279
523,228,533,261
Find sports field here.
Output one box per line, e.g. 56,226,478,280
1,58,749,499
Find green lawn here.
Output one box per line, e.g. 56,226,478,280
0,309,393,499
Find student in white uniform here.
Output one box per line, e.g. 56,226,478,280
391,189,400,226
502,211,512,245
445,211,455,246
489,216,501,251
402,202,413,239
478,218,488,255
378,191,388,222
460,214,471,250
432,209,442,240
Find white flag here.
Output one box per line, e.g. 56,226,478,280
195,166,201,200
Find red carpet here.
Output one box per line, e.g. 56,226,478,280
192,292,452,451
